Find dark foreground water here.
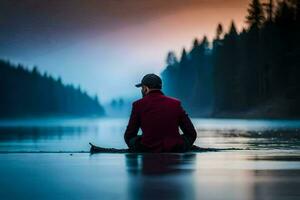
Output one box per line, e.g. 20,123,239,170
0,118,300,200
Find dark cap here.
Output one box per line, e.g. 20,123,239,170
135,73,162,89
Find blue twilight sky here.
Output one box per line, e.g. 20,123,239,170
0,0,253,103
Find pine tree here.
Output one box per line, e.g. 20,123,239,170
246,0,265,28
296,0,300,21
193,38,199,48
263,0,274,21
166,51,178,66
229,21,238,36
180,48,188,64
216,23,223,40
201,36,209,50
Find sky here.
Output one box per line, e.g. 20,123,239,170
0,0,254,103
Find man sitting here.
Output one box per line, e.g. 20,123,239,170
124,73,197,153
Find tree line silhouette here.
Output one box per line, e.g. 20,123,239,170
162,0,300,118
0,59,105,118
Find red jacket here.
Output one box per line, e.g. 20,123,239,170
124,90,197,152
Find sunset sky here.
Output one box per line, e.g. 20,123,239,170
0,0,258,102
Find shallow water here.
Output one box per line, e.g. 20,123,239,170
0,118,300,200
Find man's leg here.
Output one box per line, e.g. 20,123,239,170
128,136,147,152
181,135,193,152
169,135,193,153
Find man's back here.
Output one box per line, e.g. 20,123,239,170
124,90,197,152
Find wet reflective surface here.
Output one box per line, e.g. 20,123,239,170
0,118,300,200
0,118,299,152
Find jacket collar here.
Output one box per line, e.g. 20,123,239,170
146,90,164,96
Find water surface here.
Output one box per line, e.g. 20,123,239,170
0,118,299,152
0,118,299,200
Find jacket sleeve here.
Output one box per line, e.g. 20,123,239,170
178,102,197,147
124,102,140,147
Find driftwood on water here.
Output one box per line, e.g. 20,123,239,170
89,143,241,154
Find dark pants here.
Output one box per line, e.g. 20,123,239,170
129,135,192,153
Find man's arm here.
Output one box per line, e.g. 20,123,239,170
178,102,197,148
124,102,140,148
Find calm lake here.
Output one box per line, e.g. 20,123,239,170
0,118,299,152
0,118,300,200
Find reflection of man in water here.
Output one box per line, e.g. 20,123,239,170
125,154,197,200
124,74,197,153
